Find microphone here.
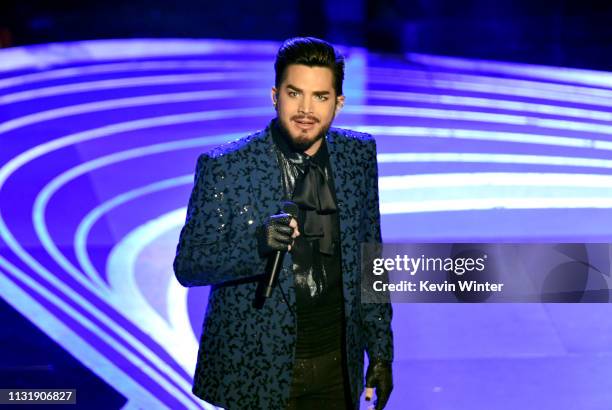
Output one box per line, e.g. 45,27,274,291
262,201,298,298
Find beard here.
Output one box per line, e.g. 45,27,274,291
277,114,333,152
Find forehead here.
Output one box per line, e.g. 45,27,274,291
281,64,334,91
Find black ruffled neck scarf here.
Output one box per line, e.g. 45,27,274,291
271,120,337,255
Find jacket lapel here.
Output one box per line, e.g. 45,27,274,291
327,130,361,318
247,124,285,218
246,124,297,306
326,130,354,249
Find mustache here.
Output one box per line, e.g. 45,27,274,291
292,115,319,123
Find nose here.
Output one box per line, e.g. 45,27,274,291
298,98,312,115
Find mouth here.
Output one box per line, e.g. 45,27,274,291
293,118,317,131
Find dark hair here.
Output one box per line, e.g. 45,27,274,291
274,37,345,96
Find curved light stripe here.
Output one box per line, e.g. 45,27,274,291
0,268,167,409
354,126,612,150
105,207,200,376
34,134,243,290
367,90,612,122
74,187,196,377
379,173,612,213
0,257,201,409
0,60,271,90
0,71,266,104
382,182,612,203
370,73,612,108
382,197,612,214
406,53,612,90
0,38,280,72
377,153,612,169
74,181,198,375
380,172,612,189
370,66,612,100
345,105,612,135
0,89,266,135
0,107,269,190
385,186,612,204
74,176,193,288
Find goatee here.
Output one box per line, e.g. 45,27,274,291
276,118,331,153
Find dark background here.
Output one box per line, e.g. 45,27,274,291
0,0,611,71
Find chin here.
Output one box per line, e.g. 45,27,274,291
289,134,320,152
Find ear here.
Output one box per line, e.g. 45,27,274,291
335,95,345,115
271,87,278,109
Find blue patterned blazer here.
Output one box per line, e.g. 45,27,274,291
174,122,393,410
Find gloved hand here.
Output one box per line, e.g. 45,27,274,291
257,213,299,257
365,358,393,410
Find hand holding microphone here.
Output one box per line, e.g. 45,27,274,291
257,213,299,256
256,202,299,299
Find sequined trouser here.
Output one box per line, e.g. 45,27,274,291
285,348,354,410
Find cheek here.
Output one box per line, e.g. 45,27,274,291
318,106,336,122
279,101,297,116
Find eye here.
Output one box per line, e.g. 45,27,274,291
288,90,299,97
315,95,329,101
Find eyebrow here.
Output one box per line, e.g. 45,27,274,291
286,84,331,96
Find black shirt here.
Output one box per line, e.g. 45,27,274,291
270,120,345,359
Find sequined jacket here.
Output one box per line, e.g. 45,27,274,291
173,123,393,410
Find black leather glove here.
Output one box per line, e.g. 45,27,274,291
257,213,293,257
365,358,393,410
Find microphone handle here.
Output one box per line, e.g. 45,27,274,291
262,201,297,299
263,250,285,298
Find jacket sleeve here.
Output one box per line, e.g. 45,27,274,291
360,138,394,362
173,153,266,287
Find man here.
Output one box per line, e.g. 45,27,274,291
174,37,393,410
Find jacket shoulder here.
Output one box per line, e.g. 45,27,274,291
203,128,267,162
328,126,375,150
328,128,376,155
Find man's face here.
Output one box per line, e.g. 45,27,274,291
272,64,344,155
